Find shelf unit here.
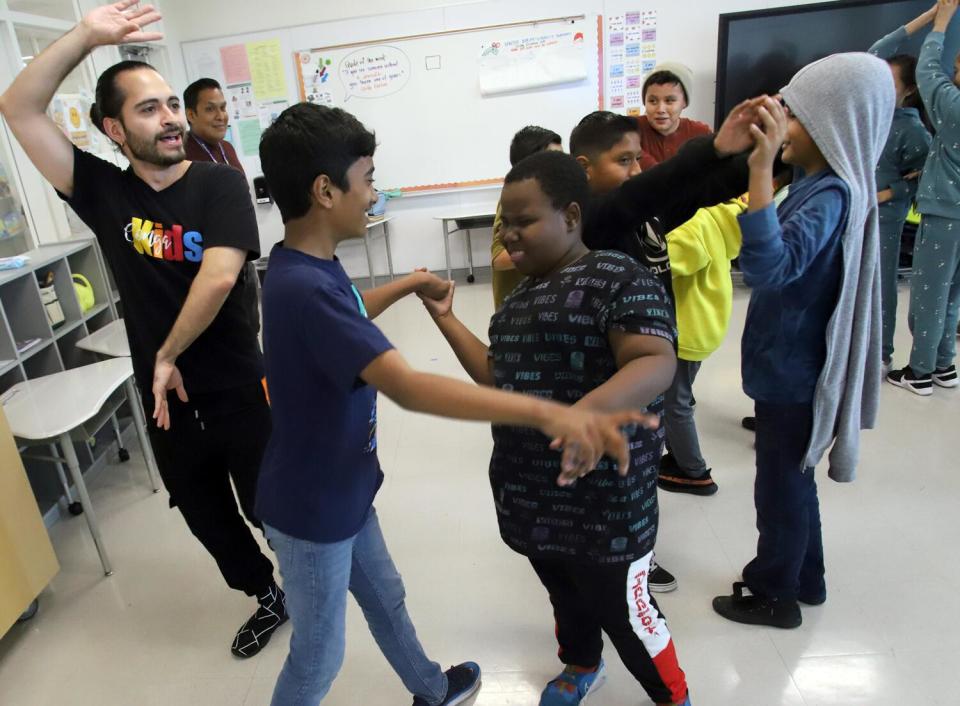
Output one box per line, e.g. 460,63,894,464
0,237,126,517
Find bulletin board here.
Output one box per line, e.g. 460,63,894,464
181,0,604,193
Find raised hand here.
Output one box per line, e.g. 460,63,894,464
80,0,163,48
934,0,959,32
714,96,767,157
543,408,660,486
747,96,788,171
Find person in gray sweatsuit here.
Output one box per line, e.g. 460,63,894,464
868,29,933,367
886,1,960,394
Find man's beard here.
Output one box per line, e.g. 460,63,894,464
124,123,186,166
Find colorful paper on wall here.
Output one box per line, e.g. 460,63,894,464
477,28,588,96
225,83,257,122
246,39,288,101
258,100,289,129
220,44,252,84
237,118,262,156
605,10,657,114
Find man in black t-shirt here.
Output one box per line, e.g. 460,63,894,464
0,0,285,658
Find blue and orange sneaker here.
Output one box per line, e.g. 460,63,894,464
539,659,606,705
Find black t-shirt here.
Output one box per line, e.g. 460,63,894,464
488,250,676,564
61,147,263,394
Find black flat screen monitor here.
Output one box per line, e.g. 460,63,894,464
715,0,934,127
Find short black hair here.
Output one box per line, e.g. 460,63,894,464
90,60,154,135
184,78,222,112
509,125,562,166
642,70,687,103
504,151,590,214
569,111,639,160
259,102,377,223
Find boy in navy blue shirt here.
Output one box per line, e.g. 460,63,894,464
256,103,652,706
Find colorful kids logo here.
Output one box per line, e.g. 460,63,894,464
124,217,203,262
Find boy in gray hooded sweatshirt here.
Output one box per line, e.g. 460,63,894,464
713,54,894,629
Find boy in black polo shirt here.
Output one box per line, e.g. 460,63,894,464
256,103,653,706
420,151,690,706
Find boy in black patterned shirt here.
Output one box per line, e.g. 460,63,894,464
420,151,691,706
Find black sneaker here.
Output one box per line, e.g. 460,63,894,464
712,582,801,629
741,416,756,432
886,366,933,396
412,662,481,706
933,364,959,388
648,559,678,593
658,455,718,496
231,582,288,658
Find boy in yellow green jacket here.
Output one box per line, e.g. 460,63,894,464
657,199,746,495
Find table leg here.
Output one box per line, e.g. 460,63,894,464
125,378,161,493
382,221,395,281
442,219,452,282
59,432,113,576
465,228,475,283
50,443,74,504
363,231,377,288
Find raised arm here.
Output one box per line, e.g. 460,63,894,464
917,1,960,128
0,0,162,197
585,98,759,248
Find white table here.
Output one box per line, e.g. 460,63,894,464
434,210,497,282
362,217,394,288
76,319,161,496
2,358,146,575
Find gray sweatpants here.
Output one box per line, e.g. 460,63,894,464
908,215,960,375
663,359,707,473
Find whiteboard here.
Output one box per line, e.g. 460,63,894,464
181,3,602,192
292,18,599,190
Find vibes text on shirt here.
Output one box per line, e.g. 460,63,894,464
125,217,204,262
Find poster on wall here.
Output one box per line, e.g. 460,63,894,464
605,10,657,116
247,39,288,101
225,83,257,122
477,28,587,96
297,46,411,105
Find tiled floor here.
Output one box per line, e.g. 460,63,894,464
2,278,958,705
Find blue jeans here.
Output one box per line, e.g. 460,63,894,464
265,509,447,705
742,402,825,603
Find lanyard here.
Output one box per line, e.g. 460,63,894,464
192,134,228,164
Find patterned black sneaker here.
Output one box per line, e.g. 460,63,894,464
412,662,481,706
658,454,718,496
231,583,288,658
648,558,678,593
933,364,959,388
886,366,933,396
712,582,801,629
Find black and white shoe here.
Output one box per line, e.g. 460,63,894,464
231,582,288,658
648,558,678,593
933,364,959,388
886,366,933,396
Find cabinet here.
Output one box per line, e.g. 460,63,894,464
0,237,124,515
0,405,59,636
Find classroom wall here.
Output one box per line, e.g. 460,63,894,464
160,0,830,278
